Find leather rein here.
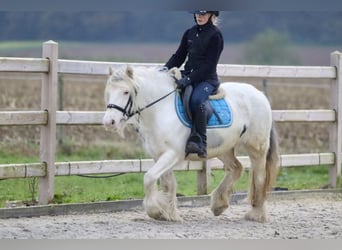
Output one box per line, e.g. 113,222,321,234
106,88,177,121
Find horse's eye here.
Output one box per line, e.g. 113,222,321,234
124,91,129,95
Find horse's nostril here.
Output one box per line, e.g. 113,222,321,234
111,120,115,125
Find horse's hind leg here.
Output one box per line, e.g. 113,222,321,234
210,148,243,216
245,147,269,222
239,121,279,223
245,128,279,223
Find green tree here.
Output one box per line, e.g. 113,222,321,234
239,29,301,65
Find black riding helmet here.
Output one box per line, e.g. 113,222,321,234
190,11,219,16
189,11,219,25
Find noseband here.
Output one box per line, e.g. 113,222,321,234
107,96,134,120
106,89,177,121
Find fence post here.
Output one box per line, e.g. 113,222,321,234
329,51,342,187
38,41,58,205
197,161,211,195
58,74,64,145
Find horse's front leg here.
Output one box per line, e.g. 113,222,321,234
159,170,181,220
143,150,182,222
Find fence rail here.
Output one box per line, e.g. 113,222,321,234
0,153,335,180
0,109,336,126
0,41,341,205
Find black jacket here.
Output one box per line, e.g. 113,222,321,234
165,21,224,87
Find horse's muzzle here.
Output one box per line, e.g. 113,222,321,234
102,114,116,129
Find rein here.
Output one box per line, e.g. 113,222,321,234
106,88,177,121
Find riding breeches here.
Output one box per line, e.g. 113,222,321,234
189,81,216,114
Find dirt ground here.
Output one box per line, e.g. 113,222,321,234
0,191,341,239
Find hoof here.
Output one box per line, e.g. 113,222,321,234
146,210,183,222
211,204,229,216
245,208,267,223
146,208,164,221
171,214,184,223
145,203,183,222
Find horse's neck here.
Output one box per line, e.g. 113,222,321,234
134,71,174,130
135,71,173,107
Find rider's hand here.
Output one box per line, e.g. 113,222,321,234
176,76,191,90
159,66,168,72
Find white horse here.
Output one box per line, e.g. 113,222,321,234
103,65,279,223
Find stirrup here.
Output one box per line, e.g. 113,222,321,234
185,141,207,158
197,147,207,158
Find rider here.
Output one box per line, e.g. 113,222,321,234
163,11,224,158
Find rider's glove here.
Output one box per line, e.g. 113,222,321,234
176,76,191,90
159,66,169,72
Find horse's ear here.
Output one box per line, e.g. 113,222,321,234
126,65,134,79
109,66,114,75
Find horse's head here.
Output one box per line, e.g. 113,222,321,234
103,65,138,136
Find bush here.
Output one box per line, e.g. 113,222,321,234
239,29,301,65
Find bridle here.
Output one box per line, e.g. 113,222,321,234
106,89,177,121
106,95,134,121
106,88,177,121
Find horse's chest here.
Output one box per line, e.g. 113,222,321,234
138,130,163,156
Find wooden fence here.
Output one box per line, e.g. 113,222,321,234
0,41,341,205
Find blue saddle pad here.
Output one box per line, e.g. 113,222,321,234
175,92,233,128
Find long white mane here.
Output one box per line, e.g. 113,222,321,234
108,65,175,100
105,65,177,136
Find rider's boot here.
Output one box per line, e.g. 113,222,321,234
185,104,207,158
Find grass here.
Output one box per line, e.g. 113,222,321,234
0,41,86,51
0,40,167,62
0,145,332,208
0,41,43,52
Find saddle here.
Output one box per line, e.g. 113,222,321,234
169,67,232,128
180,85,226,123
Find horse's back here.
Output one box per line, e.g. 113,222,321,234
221,82,271,114
220,82,273,136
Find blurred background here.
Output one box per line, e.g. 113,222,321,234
0,11,341,64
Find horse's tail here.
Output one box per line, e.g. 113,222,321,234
264,123,280,196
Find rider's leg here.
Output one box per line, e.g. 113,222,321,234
185,82,215,158
186,103,208,158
